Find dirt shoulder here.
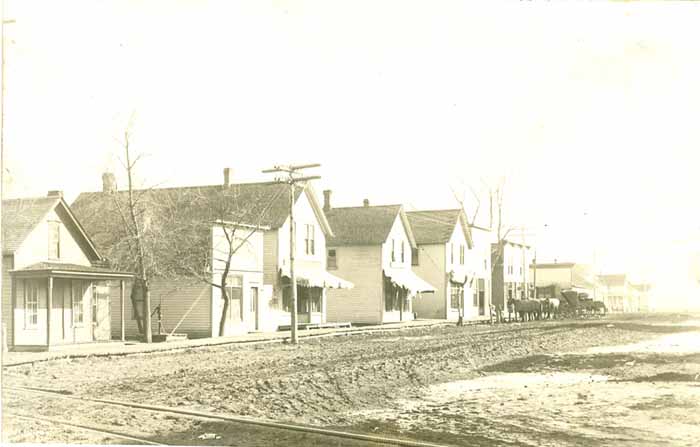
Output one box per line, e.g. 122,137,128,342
3,314,699,444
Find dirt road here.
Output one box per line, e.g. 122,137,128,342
3,314,699,445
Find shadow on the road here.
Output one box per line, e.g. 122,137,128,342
538,321,700,334
481,352,700,374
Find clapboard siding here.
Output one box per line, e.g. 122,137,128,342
110,279,212,340
2,255,14,348
412,244,447,319
326,245,382,324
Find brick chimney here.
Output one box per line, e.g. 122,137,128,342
363,198,370,207
47,190,63,198
223,167,232,187
102,172,116,193
323,190,332,212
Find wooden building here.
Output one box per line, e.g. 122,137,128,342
323,193,435,324
491,239,534,313
407,209,485,322
71,170,350,339
2,192,132,351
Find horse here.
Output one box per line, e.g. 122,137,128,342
542,297,560,320
512,299,542,322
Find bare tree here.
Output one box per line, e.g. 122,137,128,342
160,183,286,336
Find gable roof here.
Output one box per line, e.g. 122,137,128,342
71,181,332,271
2,196,102,260
406,209,473,249
73,181,331,234
325,204,416,248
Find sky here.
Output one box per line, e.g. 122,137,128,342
2,1,700,299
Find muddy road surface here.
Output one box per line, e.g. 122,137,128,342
3,314,699,446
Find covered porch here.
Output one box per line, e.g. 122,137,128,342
9,262,133,351
280,266,353,325
383,268,436,323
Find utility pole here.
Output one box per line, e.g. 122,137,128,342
262,163,321,344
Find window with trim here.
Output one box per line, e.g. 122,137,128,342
226,275,243,321
460,245,465,265
327,249,337,269
401,241,405,263
72,281,84,324
450,243,454,264
411,248,419,266
48,221,60,259
391,240,396,262
450,285,462,310
25,280,39,328
305,224,315,255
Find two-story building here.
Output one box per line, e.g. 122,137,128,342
71,170,351,339
598,274,637,312
491,239,534,312
2,192,132,351
323,194,435,324
531,261,599,299
406,209,487,322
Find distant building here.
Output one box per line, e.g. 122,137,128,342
491,240,534,311
531,262,599,299
630,283,652,312
323,193,435,325
598,274,638,312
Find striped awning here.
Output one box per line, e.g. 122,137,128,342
384,268,436,295
280,266,354,289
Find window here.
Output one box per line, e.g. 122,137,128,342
226,276,243,322
92,284,98,324
411,248,419,266
72,281,84,324
450,285,462,310
305,224,315,255
384,281,406,312
48,221,60,259
484,259,487,270
460,245,465,265
327,249,337,269
283,286,293,312
450,243,454,265
391,240,396,262
401,241,405,263
25,281,39,328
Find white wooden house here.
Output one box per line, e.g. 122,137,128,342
2,192,132,351
323,193,435,324
491,239,534,313
71,170,350,339
407,210,493,322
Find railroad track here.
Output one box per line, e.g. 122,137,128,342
4,385,453,447
5,412,163,445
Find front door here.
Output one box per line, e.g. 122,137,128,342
251,287,259,331
92,284,111,341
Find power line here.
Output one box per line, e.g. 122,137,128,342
262,163,321,345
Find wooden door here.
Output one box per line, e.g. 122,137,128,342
251,287,259,331
92,284,111,341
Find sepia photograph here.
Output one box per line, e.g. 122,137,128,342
2,1,700,445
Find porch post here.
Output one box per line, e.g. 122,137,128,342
120,280,125,342
47,276,53,347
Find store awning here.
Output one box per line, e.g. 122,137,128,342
384,268,436,294
280,266,354,289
